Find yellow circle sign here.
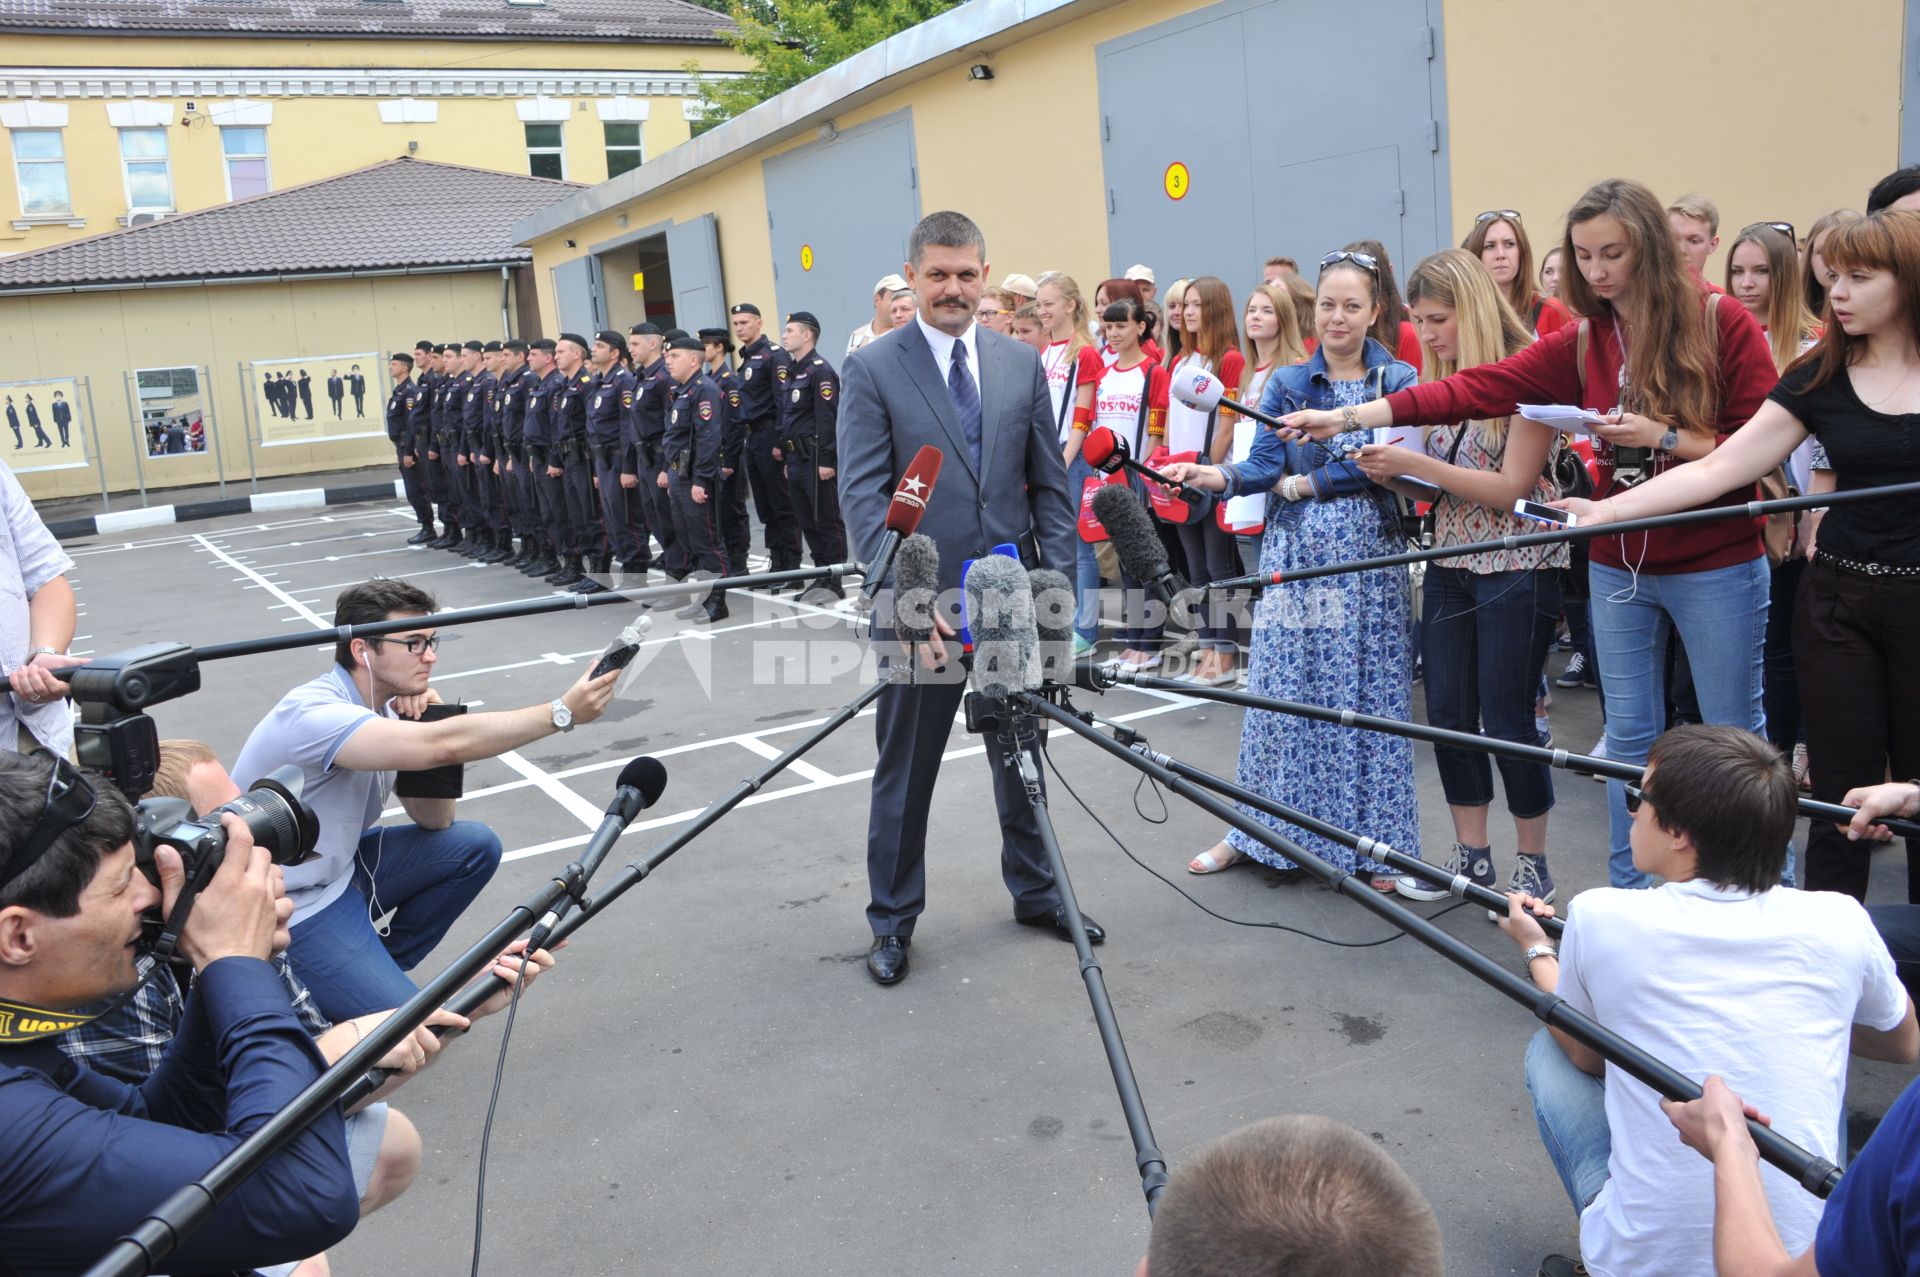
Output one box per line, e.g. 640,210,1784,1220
1164,162,1190,201
800,244,815,271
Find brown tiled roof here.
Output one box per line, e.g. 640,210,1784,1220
0,0,731,42
0,157,582,291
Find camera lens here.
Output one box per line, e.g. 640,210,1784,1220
214,765,321,866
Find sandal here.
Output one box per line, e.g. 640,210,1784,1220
1369,874,1400,893
1188,843,1246,875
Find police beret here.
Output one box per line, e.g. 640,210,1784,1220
505,339,529,354
463,340,485,353
629,322,662,337
697,327,732,347
483,340,503,353
594,329,626,350
530,338,557,352
729,303,761,317
786,311,821,334
391,352,415,366
557,333,590,352
665,335,704,353
414,339,435,352
663,328,691,344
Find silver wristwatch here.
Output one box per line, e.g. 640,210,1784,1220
1657,428,1679,453
549,698,574,733
1524,944,1559,964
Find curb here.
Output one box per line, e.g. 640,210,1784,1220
46,479,408,541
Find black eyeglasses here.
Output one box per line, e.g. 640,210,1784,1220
1742,221,1796,242
1624,783,1653,814
1476,209,1523,224
0,755,97,895
367,634,442,656
1320,251,1380,276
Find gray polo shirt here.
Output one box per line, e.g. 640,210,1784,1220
232,664,393,925
0,460,74,757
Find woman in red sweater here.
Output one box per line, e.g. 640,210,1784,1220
1462,208,1571,336
1279,178,1779,890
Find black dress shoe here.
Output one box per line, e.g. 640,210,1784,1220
407,525,436,546
1015,906,1105,944
866,935,910,985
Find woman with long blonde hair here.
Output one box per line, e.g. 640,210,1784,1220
1347,249,1567,904
1159,277,1191,365
1042,272,1113,658
1277,178,1780,895
1166,275,1247,685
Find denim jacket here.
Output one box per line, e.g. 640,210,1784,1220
1221,338,1417,530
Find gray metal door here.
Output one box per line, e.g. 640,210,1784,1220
551,255,604,336
1098,0,1449,289
762,109,920,358
667,213,725,334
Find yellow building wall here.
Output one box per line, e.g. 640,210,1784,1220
0,33,754,250
530,0,1906,331
0,270,508,503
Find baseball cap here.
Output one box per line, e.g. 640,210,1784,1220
1000,273,1038,297
874,273,908,294
1124,264,1156,285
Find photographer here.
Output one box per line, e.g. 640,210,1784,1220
231,578,616,1021
0,750,359,1275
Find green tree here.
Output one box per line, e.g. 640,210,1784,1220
689,0,962,130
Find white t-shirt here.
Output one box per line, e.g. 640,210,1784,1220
1092,361,1153,457
1164,352,1212,455
1557,879,1909,1277
1221,363,1274,530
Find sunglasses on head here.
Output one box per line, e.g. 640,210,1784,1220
1741,221,1796,242
1319,251,1380,277
0,755,98,896
1476,209,1523,224
1624,783,1653,814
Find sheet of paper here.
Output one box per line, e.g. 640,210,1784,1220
1518,403,1608,434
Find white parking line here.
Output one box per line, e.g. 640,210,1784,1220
494,749,605,829
196,533,331,627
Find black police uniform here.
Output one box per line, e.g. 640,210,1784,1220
587,361,644,567
734,332,802,571
710,358,752,572
467,368,506,557
410,367,446,535
496,365,533,563
782,346,849,576
522,366,566,577
630,358,683,577
431,367,470,544
550,366,605,591
665,369,731,605
386,373,433,536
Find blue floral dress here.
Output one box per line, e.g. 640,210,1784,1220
1224,377,1421,874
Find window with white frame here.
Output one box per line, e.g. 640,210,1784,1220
524,123,565,180
118,127,173,211
603,122,642,178
221,126,270,200
12,130,70,216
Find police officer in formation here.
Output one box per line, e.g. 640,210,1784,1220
702,327,752,576
627,323,685,580
662,333,731,622
777,311,848,599
385,350,435,545
549,333,606,594
586,330,645,576
427,342,468,549
523,339,566,581
729,304,803,574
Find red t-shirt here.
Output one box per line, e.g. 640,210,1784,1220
1394,320,1423,371
1531,294,1572,338
1384,291,1777,574
1093,358,1170,456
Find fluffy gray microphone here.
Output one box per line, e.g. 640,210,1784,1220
1028,567,1075,686
892,533,941,645
1091,483,1189,600
964,553,1038,700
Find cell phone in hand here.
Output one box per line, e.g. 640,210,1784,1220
1513,498,1577,527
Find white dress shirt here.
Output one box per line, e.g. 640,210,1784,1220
916,312,980,400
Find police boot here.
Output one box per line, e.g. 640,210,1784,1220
594,551,615,574
568,565,607,594
408,523,437,546
546,555,582,587
704,590,730,622
506,536,534,569
482,531,514,564
523,540,559,576
456,528,487,557
430,525,460,550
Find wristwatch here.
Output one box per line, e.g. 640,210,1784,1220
1524,944,1559,964
1656,428,1680,453
549,698,574,733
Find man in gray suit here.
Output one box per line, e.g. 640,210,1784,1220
840,210,1105,986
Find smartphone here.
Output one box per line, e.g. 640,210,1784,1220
1514,499,1576,527
589,641,640,680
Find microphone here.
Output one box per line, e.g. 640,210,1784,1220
1028,567,1075,688
1091,483,1188,603
964,554,1038,701
892,533,941,646
1169,363,1289,431
588,613,655,681
526,756,668,953
859,444,944,605
1082,426,1209,505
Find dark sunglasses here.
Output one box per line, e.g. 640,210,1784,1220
367,634,443,656
1624,783,1653,814
1742,221,1796,242
0,755,98,895
1476,209,1523,224
1319,251,1380,277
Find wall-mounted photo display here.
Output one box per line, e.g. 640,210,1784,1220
0,376,91,474
134,366,209,459
251,353,385,446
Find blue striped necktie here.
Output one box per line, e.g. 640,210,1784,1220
947,340,982,473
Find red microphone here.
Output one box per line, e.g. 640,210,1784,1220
1082,426,1208,504
862,444,944,603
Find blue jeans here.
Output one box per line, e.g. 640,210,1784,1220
1422,566,1560,816
1870,904,1920,1003
1066,455,1104,643
1525,1027,1611,1215
1589,557,1772,888
285,819,504,1021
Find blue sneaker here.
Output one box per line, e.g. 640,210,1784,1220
1490,853,1555,922
1396,842,1494,902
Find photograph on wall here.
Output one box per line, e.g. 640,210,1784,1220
0,377,90,474
134,366,210,459
251,353,384,447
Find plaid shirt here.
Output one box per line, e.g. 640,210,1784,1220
58,953,332,1085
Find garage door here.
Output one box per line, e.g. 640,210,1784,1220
762,109,921,359
1098,0,1449,289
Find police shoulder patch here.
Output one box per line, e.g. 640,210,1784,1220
698,400,713,421
621,392,634,408
819,382,834,400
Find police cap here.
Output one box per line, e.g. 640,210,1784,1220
629,322,662,337
786,311,821,335
665,335,704,353
391,352,415,366
462,339,485,353
729,303,761,317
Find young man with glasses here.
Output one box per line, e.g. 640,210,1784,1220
1495,725,1916,1277
0,749,361,1274
229,577,619,1021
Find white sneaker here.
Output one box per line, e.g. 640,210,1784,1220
1118,652,1162,673
1588,734,1609,781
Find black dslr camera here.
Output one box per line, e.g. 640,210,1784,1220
132,765,322,952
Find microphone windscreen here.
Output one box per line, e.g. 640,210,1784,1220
1028,567,1075,685
964,554,1037,700
1170,363,1225,413
892,533,941,644
1091,483,1172,588
884,444,944,534
1081,426,1123,473
616,755,669,806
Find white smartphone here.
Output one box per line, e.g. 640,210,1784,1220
1514,498,1576,527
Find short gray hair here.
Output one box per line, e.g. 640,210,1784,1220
908,210,986,268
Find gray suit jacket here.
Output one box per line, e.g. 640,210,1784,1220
839,320,1076,606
